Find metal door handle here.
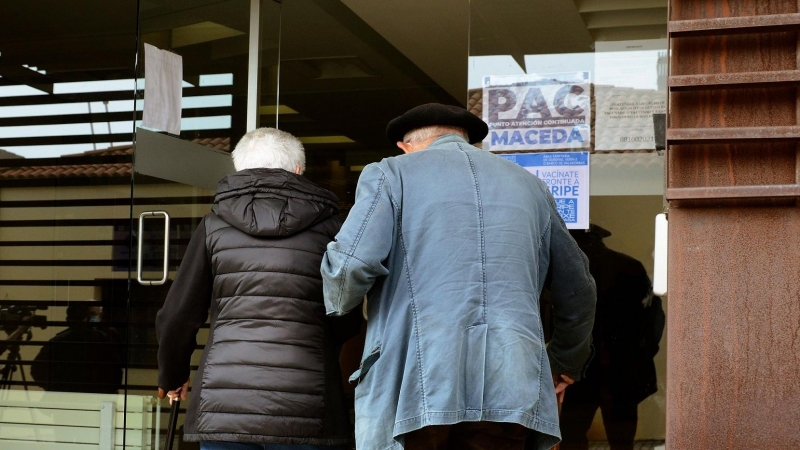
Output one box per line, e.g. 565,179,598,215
137,211,170,286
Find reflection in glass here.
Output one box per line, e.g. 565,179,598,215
560,226,665,450
0,2,155,448
0,0,138,386
29,303,123,394
469,1,668,447
273,0,464,213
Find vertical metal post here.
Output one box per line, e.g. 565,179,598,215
275,9,282,129
139,397,148,450
246,0,262,132
796,0,800,187
99,401,116,450
154,398,162,450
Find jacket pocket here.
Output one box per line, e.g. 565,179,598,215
349,344,381,384
464,324,488,411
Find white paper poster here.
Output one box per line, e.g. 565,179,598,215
482,72,591,152
142,43,183,136
593,39,667,151
594,87,665,150
595,39,667,91
500,152,590,230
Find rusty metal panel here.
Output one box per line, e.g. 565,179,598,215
667,143,797,189
668,207,800,448
672,88,797,128
671,32,797,76
667,0,800,448
670,70,800,90
667,127,800,143
666,183,800,200
669,13,800,35
671,1,797,21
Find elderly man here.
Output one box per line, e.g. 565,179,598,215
321,104,596,450
156,128,360,450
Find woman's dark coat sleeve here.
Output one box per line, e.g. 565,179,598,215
156,218,213,391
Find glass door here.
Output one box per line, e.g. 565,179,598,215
3,0,466,448
129,1,467,448
0,1,143,449
468,1,668,447
130,1,281,448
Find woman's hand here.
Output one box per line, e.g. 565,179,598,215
552,374,575,404
158,379,189,404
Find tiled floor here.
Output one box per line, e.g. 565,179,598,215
587,441,665,450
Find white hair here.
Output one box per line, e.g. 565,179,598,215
403,125,467,144
231,127,306,173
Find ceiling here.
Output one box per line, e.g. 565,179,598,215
343,0,666,98
341,0,469,102
0,0,667,158
572,0,668,42
0,0,668,95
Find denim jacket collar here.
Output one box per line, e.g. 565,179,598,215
426,133,471,149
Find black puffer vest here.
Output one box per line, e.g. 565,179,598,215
183,168,351,445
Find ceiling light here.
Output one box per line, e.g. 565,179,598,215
298,136,355,144
259,105,299,115
283,56,379,80
172,22,245,48
199,73,233,87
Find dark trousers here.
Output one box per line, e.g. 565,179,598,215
559,373,638,450
200,443,338,450
403,422,529,450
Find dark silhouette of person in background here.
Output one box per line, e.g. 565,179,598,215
559,225,665,450
31,304,123,394
0,315,32,357
1,308,39,387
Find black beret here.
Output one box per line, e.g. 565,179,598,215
386,103,489,145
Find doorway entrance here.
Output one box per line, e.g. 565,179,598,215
0,1,462,448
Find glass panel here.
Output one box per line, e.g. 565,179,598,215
274,0,468,213
266,1,470,435
131,0,471,443
0,3,139,159
138,0,256,144
470,1,667,448
0,1,151,449
130,1,280,448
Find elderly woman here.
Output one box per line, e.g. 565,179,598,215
156,128,360,450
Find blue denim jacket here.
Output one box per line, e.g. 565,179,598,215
322,135,596,450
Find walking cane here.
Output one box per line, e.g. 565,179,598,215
165,399,180,450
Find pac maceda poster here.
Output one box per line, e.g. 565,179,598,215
500,152,590,230
482,73,591,152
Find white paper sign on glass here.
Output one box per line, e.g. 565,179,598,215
594,87,665,151
482,72,591,152
594,39,667,151
142,43,183,136
500,152,590,230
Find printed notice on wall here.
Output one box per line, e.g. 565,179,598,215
594,39,667,150
482,72,591,151
500,152,590,229
594,87,665,150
